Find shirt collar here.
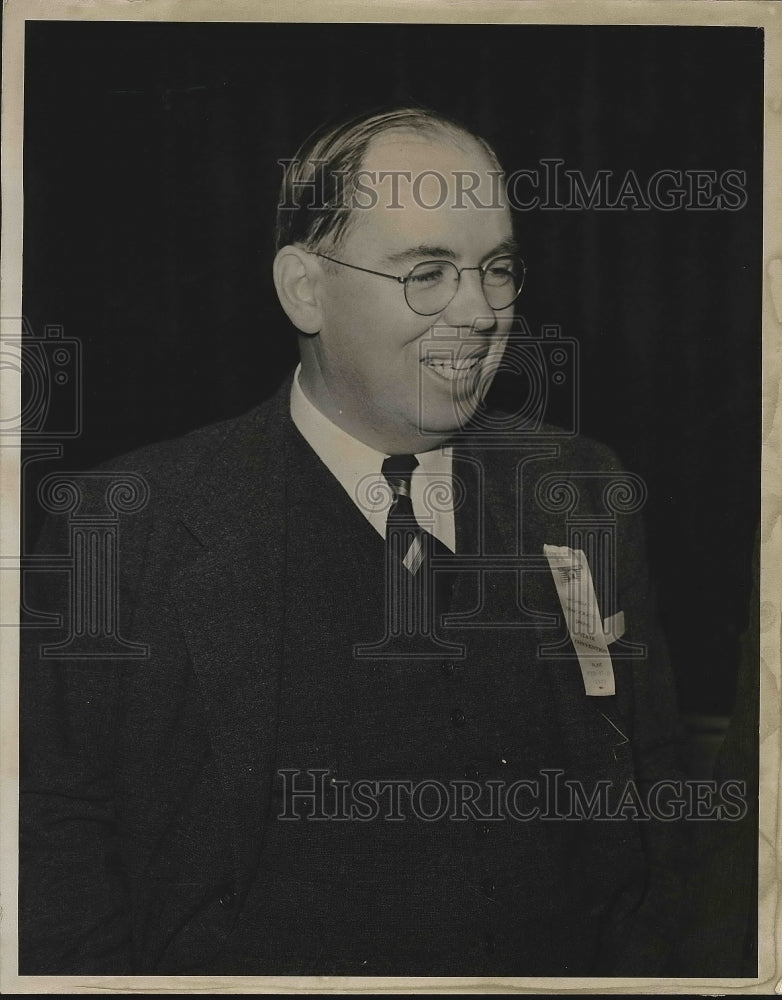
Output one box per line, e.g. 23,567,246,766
289,364,454,547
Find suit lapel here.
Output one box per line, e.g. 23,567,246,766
450,438,565,625
170,378,291,884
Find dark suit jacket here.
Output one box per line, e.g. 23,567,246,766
20,373,687,975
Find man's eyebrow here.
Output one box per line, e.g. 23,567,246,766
381,237,520,268
381,244,457,266
489,236,521,258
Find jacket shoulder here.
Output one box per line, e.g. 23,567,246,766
94,378,289,500
97,406,263,482
468,416,630,477
546,427,626,473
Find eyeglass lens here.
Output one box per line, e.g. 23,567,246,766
404,255,524,316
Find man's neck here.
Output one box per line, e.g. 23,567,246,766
296,365,454,456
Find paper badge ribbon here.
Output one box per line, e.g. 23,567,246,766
543,544,616,696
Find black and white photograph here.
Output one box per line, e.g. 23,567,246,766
2,0,776,991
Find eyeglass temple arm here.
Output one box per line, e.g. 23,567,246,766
315,253,406,284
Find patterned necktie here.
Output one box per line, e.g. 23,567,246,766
381,455,454,630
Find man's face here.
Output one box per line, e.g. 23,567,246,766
301,131,516,454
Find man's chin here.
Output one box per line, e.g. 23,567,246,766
413,406,482,446
417,377,488,436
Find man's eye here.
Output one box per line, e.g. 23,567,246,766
409,264,446,285
484,263,514,285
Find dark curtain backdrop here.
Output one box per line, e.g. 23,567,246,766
21,22,762,715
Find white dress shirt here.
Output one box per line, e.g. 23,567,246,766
289,365,455,552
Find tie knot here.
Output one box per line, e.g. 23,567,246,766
382,454,418,500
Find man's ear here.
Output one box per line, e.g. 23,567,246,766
273,245,324,335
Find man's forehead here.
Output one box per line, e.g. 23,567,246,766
361,130,499,185
346,130,512,255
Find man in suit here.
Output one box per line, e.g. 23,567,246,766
20,107,687,977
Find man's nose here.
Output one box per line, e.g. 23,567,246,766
440,268,496,333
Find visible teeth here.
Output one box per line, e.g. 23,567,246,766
425,356,481,380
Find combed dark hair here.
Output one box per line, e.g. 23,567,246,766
274,107,503,254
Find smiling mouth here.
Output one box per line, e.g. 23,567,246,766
422,354,483,382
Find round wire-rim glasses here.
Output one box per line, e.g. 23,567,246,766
312,252,526,317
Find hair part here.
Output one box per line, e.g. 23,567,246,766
274,107,504,255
